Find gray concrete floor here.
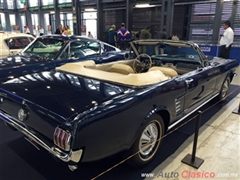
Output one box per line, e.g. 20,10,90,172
145,67,240,180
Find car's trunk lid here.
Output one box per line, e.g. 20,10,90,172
0,71,132,121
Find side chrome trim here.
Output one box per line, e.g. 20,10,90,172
167,93,219,130
0,110,83,163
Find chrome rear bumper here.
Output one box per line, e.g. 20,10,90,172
0,110,83,163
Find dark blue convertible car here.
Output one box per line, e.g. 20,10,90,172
0,39,238,171
0,35,126,82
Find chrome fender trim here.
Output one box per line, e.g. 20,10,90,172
0,110,83,163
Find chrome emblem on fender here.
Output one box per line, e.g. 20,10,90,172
18,109,28,121
0,97,3,103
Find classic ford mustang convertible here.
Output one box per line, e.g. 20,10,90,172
0,35,125,82
0,40,238,171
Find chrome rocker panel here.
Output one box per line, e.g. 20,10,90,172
0,110,83,164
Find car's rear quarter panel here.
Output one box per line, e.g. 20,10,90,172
74,80,187,162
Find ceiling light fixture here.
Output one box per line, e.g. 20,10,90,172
135,3,155,8
84,8,96,12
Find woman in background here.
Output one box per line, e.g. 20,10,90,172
62,27,68,35
88,31,93,38
38,25,44,36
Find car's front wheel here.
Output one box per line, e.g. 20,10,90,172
127,114,165,167
217,76,230,101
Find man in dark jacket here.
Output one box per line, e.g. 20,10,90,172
117,23,130,50
108,25,117,46
55,24,63,34
140,26,151,39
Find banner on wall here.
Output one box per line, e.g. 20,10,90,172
13,25,20,33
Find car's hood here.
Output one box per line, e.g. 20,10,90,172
207,56,239,66
0,71,132,120
0,54,46,68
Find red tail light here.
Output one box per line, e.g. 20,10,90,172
54,127,71,151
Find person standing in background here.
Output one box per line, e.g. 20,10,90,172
88,31,94,38
171,35,179,41
219,20,234,59
117,23,130,50
38,25,44,36
108,24,117,46
66,25,71,35
55,24,63,34
140,26,151,39
62,27,68,35
24,25,30,34
138,26,151,53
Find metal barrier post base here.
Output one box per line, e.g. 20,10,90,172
232,102,240,115
181,154,204,169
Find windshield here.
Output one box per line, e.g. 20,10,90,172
135,42,201,62
22,38,66,59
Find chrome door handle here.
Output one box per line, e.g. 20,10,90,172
185,78,194,87
185,78,193,83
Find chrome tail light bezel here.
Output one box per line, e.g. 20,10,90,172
54,127,72,151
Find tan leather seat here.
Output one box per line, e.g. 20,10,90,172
149,66,178,78
108,63,134,75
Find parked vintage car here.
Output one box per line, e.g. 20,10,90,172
0,35,126,82
0,32,34,58
0,39,238,171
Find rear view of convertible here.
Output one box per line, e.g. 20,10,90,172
0,39,238,171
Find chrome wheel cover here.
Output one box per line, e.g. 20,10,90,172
139,121,161,161
221,79,229,98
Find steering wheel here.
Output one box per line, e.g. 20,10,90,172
133,54,153,73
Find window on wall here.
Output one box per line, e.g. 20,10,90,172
0,13,6,30
42,0,54,6
0,0,3,9
219,1,233,37
7,0,14,9
9,14,16,29
58,0,72,3
189,2,216,44
32,14,39,35
29,0,38,7
17,0,24,9
67,13,73,34
44,13,50,32
20,15,26,32
233,0,240,43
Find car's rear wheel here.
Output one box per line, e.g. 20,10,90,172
127,114,165,167
217,76,230,101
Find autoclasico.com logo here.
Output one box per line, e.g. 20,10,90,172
141,170,239,179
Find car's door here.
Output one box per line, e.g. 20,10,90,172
181,65,220,115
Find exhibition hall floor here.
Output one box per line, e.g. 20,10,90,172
0,67,239,180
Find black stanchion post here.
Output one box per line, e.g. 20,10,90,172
181,111,204,169
232,102,240,115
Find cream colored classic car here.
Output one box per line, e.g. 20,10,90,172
0,32,34,58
